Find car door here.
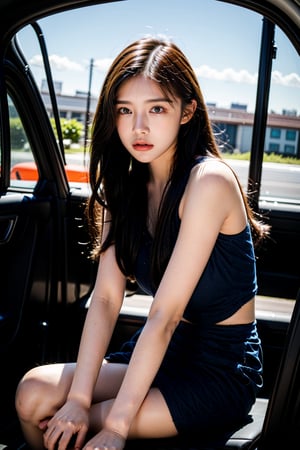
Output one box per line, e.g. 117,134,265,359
0,6,96,425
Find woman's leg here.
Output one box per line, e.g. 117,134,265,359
88,386,178,440
15,360,127,449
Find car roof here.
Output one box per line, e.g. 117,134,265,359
0,0,299,54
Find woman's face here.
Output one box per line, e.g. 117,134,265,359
115,75,191,166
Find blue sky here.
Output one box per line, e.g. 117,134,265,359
18,0,300,113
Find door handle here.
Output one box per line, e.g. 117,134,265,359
0,216,17,244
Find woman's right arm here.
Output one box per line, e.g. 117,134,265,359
68,242,126,406
43,214,127,450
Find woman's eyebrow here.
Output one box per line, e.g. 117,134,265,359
115,97,172,104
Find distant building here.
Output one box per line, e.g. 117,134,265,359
208,104,300,158
40,85,300,158
41,91,98,124
230,103,248,111
41,79,63,95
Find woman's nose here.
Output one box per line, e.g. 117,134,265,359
133,113,149,133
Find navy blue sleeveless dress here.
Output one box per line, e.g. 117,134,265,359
106,158,263,440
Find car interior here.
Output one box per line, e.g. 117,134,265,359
0,0,299,449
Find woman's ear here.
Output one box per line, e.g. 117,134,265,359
180,99,197,124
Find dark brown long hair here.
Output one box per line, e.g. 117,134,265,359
86,36,269,288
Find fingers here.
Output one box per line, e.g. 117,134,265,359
43,420,82,450
75,427,88,450
39,418,50,431
44,430,72,450
41,402,89,450
84,428,126,450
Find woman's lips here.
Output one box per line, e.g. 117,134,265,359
133,143,154,151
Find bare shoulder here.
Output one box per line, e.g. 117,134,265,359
188,158,238,193
179,158,244,226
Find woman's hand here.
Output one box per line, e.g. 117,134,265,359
43,399,89,450
84,428,126,450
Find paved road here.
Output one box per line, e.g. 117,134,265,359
225,159,300,202
11,152,300,202
66,155,300,202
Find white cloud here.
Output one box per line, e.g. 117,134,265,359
194,65,257,84
30,54,300,89
93,58,114,72
30,54,84,72
271,70,300,88
194,64,299,88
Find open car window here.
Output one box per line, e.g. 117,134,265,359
262,25,300,204
13,0,299,203
9,94,36,190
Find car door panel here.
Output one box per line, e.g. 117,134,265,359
256,207,300,299
0,195,45,347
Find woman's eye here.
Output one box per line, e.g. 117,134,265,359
151,106,164,114
118,107,131,115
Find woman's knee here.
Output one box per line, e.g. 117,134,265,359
15,364,72,422
15,367,46,421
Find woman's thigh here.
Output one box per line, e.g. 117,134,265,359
129,387,177,438
93,360,128,401
18,361,177,438
89,386,178,439
16,360,128,415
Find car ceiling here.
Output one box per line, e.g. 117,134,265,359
0,0,299,53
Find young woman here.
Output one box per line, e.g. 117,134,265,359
15,36,270,450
